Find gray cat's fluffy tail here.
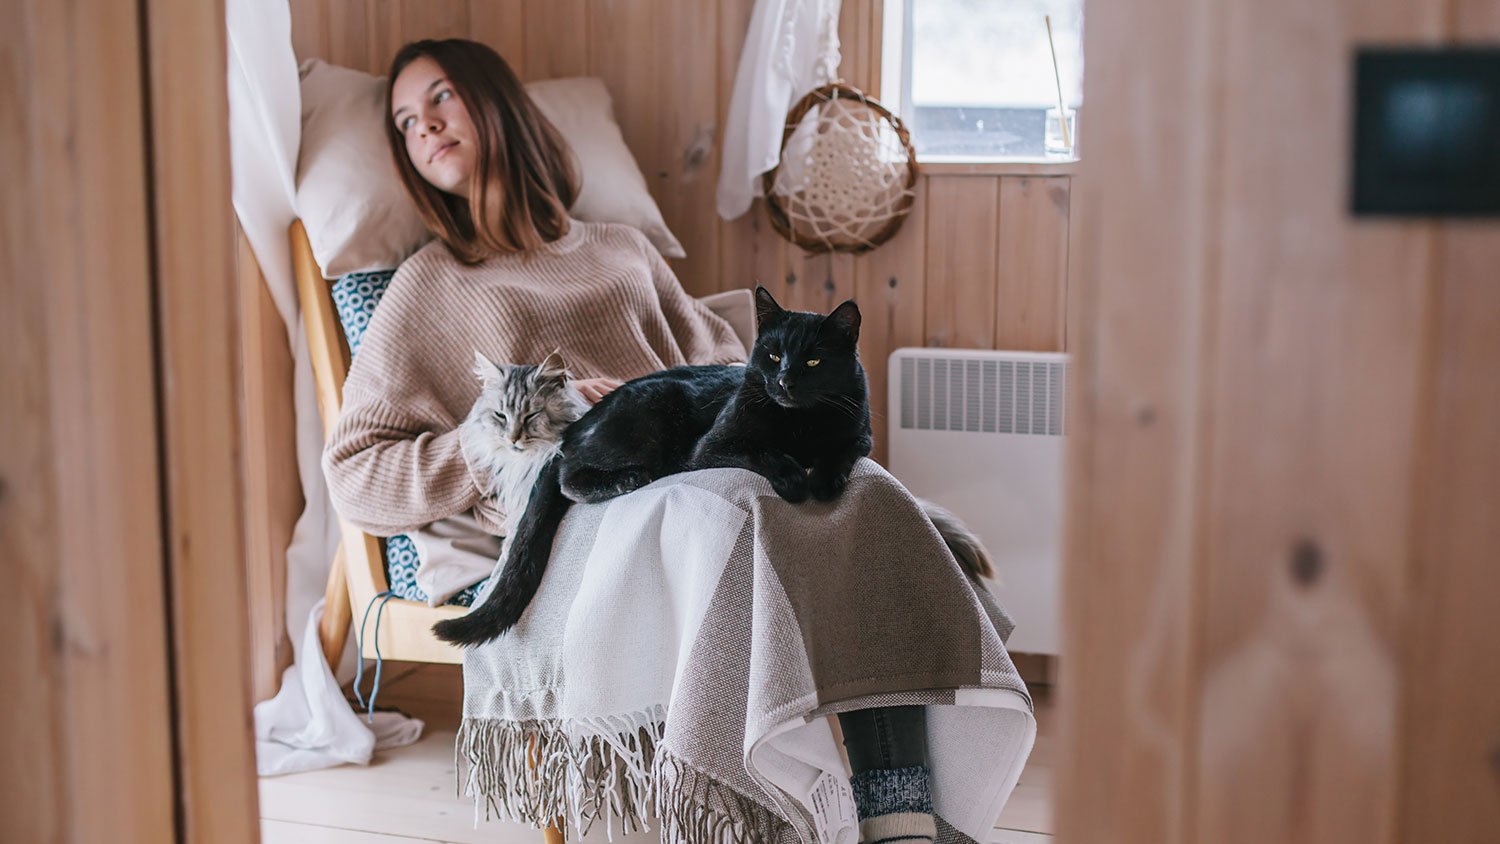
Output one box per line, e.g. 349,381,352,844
919,499,994,582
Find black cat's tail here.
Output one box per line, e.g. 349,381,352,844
432,455,572,647
919,498,994,583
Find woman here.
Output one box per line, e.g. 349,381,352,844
324,39,941,844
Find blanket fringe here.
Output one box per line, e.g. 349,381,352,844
456,716,788,844
456,713,660,841
652,748,788,844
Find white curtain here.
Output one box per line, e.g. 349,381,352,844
716,0,842,220
227,0,420,775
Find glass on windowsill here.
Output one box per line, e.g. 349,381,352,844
1043,107,1078,159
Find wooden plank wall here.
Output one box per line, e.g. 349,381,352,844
145,0,262,839
2,0,179,840
1059,0,1500,842
240,226,301,702
6,0,260,841
282,0,1074,466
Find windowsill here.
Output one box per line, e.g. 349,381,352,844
917,156,1080,176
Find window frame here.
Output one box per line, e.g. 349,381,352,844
879,0,1081,171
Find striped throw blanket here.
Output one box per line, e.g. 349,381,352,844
458,460,1034,844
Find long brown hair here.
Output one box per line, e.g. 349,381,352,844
387,39,579,261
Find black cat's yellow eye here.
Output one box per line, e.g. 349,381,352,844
769,354,782,363
806,359,821,367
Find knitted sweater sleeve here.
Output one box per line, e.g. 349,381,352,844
643,239,750,366
320,271,497,537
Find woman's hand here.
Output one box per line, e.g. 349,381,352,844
574,377,623,405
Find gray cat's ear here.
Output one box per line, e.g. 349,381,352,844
754,285,784,328
536,349,568,384
472,350,504,385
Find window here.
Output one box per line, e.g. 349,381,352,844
882,0,1085,162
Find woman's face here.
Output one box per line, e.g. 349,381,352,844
391,56,477,196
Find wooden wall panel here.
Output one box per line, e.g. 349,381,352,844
1056,0,1216,839
923,176,1000,348
587,1,659,186
467,0,526,78
1400,225,1500,843
855,178,928,465
995,177,1070,350
290,0,329,64
1192,3,1441,841
3,0,266,839
521,0,587,80
2,0,180,839
145,0,261,839
326,0,371,72
401,0,468,42
366,0,406,74
239,229,301,701
1399,6,1500,838
656,0,721,296
1062,0,1500,842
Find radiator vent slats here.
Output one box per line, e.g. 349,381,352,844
897,353,1067,436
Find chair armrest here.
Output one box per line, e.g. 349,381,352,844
697,288,756,355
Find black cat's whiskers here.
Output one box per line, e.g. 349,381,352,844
815,393,864,420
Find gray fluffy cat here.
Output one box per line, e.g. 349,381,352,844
459,350,589,536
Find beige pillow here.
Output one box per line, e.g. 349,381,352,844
525,78,684,259
295,60,685,279
297,60,432,278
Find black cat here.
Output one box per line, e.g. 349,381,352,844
433,286,872,646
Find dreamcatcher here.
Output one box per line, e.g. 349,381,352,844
763,81,919,255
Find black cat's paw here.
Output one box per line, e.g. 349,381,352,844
606,467,653,498
808,468,850,502
767,467,810,503
562,466,653,503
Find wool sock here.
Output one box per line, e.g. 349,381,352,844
848,766,936,844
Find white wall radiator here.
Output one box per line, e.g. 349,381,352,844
887,348,1068,655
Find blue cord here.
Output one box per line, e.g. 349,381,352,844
352,590,395,723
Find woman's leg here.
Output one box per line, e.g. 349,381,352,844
837,706,935,843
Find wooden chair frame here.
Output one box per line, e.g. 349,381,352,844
290,220,467,669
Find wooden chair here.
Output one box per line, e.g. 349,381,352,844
290,220,468,670
289,219,756,672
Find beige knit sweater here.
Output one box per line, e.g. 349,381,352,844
322,221,747,536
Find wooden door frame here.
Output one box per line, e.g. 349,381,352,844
1058,1,1500,842
144,0,261,839
2,0,259,841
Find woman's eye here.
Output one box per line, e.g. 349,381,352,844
768,354,781,363
805,359,821,367
434,89,452,105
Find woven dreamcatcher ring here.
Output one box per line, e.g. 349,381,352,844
762,81,919,255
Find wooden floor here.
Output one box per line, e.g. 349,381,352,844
258,664,1054,844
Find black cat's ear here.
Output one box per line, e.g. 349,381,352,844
536,349,568,384
472,350,504,386
821,299,862,343
754,285,785,328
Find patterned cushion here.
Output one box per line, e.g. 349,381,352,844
333,269,480,608
385,534,478,608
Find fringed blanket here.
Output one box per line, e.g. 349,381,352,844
458,460,1034,844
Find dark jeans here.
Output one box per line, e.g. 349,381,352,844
836,705,929,774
